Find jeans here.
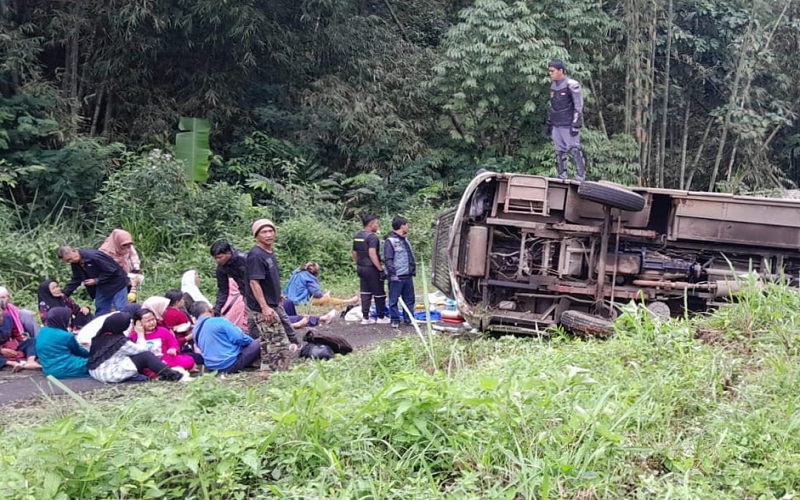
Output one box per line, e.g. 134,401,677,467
95,287,129,315
388,276,415,325
222,341,261,373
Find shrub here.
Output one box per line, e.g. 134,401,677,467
95,149,249,258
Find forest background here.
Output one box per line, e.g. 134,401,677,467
2,0,800,298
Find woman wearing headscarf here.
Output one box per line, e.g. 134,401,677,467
131,308,196,372
0,298,41,372
0,286,39,339
87,313,185,383
35,307,90,379
141,296,169,324
38,279,94,330
99,229,144,299
99,229,142,275
180,270,210,312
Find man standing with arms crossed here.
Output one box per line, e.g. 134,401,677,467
244,219,294,377
352,214,390,325
546,59,587,182
384,216,416,328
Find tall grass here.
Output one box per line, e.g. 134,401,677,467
5,279,800,498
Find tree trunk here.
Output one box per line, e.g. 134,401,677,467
657,0,674,188
685,117,714,190
679,103,690,190
708,16,751,192
90,87,104,137
102,92,113,137
588,78,607,137
725,137,739,185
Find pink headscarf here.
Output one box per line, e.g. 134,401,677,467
0,287,24,334
99,229,141,274
141,296,169,322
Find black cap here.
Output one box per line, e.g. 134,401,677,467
548,60,565,71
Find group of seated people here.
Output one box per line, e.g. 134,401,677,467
0,237,357,382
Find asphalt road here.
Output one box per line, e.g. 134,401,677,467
0,320,418,406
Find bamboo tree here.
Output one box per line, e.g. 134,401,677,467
656,0,673,188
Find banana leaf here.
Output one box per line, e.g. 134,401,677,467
175,117,211,183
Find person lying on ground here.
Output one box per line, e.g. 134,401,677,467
181,269,210,312
131,308,197,372
283,261,359,307
190,301,260,374
75,304,140,348
57,245,130,315
87,312,186,383
0,286,40,338
35,307,90,379
0,298,41,372
38,279,94,330
280,297,336,329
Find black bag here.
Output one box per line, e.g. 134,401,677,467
303,330,353,355
299,343,334,360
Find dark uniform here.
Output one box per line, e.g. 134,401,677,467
548,76,586,181
352,230,387,320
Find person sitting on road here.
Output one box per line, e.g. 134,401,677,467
38,279,94,330
131,308,196,373
190,301,260,374
35,307,90,379
283,261,359,307
87,312,185,383
163,289,193,348
0,298,41,372
141,296,169,324
0,286,40,339
181,269,210,312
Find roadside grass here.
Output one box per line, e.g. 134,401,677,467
2,282,800,498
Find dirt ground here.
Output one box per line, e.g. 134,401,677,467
0,318,420,409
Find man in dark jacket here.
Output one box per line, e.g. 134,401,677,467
384,216,417,328
58,245,130,315
545,59,586,182
209,239,247,317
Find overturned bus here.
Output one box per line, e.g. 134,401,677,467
432,171,800,335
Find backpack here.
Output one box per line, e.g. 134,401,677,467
299,343,334,360
303,330,353,355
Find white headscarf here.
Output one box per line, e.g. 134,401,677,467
181,270,210,304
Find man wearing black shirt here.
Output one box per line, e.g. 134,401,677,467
352,214,389,325
244,219,295,375
58,246,130,315
209,240,247,317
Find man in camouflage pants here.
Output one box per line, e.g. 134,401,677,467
244,218,296,376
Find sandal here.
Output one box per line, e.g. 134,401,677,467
11,361,27,373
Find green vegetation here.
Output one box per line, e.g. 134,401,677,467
2,282,800,498
2,3,799,496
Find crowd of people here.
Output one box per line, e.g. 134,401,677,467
0,214,417,382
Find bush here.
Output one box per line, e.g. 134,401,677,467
95,149,250,258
